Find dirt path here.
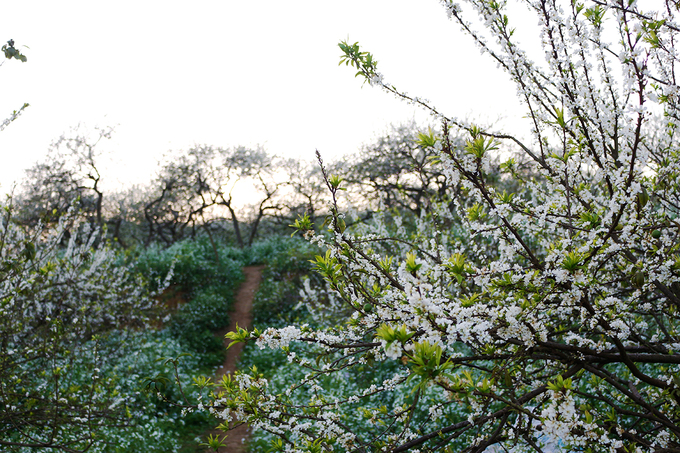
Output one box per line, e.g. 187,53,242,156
210,265,264,453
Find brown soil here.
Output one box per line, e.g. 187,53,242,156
151,284,187,329
207,265,265,453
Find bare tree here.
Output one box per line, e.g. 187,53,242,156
143,145,287,248
342,123,454,214
276,157,330,225
17,125,113,230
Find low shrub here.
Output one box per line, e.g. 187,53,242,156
134,238,245,295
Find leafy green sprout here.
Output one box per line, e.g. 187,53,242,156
416,128,438,149
378,255,394,272
466,203,487,222
561,251,586,273
406,341,456,391
549,147,578,163
327,174,345,190
200,433,228,452
375,323,416,348
446,253,470,285
583,5,606,27
547,375,573,393
192,376,214,390
642,18,666,48
499,158,516,173
268,438,285,452
549,106,571,130
338,39,378,84
579,210,601,229
405,252,422,275
290,213,313,236
310,250,343,283
225,323,260,350
496,190,515,204
2,39,27,62
304,438,327,453
465,135,499,160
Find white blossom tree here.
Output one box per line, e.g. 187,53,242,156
143,145,286,248
18,125,113,230
0,201,158,452
202,1,680,452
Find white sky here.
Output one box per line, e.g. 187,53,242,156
0,0,532,192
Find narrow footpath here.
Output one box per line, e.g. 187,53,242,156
210,265,264,453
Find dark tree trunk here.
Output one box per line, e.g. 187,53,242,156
227,204,244,249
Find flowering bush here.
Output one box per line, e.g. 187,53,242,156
207,1,680,452
0,200,178,452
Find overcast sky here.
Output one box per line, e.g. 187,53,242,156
0,1,531,192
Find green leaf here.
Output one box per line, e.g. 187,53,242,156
467,203,486,222
405,252,422,275
561,251,586,272
200,434,229,451
225,323,250,350
584,5,605,27
416,128,438,148
464,136,499,159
